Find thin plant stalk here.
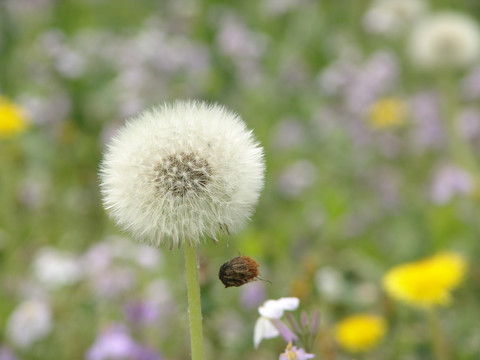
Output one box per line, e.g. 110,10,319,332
427,309,448,360
184,242,204,360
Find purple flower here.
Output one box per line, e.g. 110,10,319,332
81,241,114,275
240,281,266,309
215,14,265,86
263,0,303,16
86,324,162,360
276,160,317,198
271,119,306,150
17,177,47,210
0,347,18,360
270,319,298,344
4,0,53,18
279,342,315,360
130,346,161,360
431,165,473,204
124,300,159,326
89,266,136,299
86,325,136,360
216,14,265,60
370,168,401,209
317,60,357,97
461,66,480,101
457,107,480,141
20,92,71,126
345,52,398,113
409,92,445,150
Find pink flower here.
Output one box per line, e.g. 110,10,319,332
279,342,315,360
86,324,162,360
431,165,473,204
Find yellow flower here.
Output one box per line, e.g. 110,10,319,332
383,252,466,307
0,96,28,138
367,97,407,129
335,314,387,353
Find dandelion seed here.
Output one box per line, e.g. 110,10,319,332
100,100,265,248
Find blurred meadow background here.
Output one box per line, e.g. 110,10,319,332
1,0,480,359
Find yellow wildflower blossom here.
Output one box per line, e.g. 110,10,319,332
383,252,466,307
0,96,28,138
367,97,407,129
335,314,387,353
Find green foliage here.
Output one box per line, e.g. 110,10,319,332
1,0,480,359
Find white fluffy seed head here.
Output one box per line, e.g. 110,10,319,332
100,100,265,248
408,12,480,69
363,0,427,37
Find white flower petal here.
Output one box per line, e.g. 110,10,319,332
258,297,300,318
253,317,279,349
409,12,480,69
276,297,300,311
32,247,82,289
258,300,284,318
6,300,52,349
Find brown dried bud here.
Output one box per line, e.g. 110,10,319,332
218,256,260,288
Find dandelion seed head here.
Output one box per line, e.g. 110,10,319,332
100,100,265,248
408,12,480,69
363,0,427,37
153,152,212,197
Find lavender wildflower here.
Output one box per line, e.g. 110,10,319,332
86,324,162,360
279,342,315,360
431,165,474,204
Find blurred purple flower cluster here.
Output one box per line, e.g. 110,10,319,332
3,237,171,359
86,324,162,360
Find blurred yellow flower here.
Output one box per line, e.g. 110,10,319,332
383,252,466,307
0,96,28,138
335,314,387,353
367,97,407,129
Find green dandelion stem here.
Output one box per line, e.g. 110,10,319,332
427,309,448,360
184,242,204,360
